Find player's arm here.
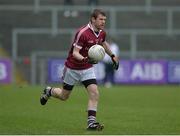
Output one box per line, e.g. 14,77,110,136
102,41,119,70
102,41,113,56
72,46,84,61
72,46,97,64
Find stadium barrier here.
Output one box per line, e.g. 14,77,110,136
48,59,180,84
0,59,12,84
1,58,180,84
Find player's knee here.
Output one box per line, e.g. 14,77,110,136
59,88,71,101
60,92,71,101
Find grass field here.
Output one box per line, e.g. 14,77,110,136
0,85,180,135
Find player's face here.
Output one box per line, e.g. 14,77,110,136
93,14,106,30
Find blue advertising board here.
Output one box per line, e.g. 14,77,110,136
0,59,12,84
114,60,168,84
168,61,180,83
47,59,180,84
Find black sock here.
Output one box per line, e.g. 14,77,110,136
49,88,52,96
87,110,96,125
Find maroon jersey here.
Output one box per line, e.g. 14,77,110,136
65,23,106,70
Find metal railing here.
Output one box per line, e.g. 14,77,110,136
0,3,180,59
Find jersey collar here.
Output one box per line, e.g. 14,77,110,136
88,22,102,38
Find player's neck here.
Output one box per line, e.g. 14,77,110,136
89,22,100,32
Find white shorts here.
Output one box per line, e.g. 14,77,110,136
62,66,96,86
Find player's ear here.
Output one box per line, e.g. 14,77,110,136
91,17,96,23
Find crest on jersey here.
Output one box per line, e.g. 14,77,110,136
88,40,94,44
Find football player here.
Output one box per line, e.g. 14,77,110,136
40,9,119,131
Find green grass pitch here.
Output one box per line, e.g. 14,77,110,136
0,85,180,135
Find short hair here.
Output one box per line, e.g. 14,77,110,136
90,9,106,21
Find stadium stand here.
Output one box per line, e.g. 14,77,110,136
40,0,146,6
152,0,180,6
18,34,71,56
0,0,180,84
0,0,33,5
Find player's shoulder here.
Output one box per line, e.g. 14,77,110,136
99,29,106,37
77,24,89,34
102,29,107,35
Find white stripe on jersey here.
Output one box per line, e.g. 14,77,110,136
74,25,89,48
73,43,82,49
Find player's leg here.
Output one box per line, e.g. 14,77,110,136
82,79,104,131
40,66,77,105
50,83,73,101
80,67,104,130
40,83,73,105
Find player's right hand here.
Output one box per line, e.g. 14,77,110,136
82,57,98,64
88,57,98,64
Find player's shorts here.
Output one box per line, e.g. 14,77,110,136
62,66,96,86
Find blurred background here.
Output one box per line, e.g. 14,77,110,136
0,0,180,85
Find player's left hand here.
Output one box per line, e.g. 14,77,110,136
111,54,119,70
